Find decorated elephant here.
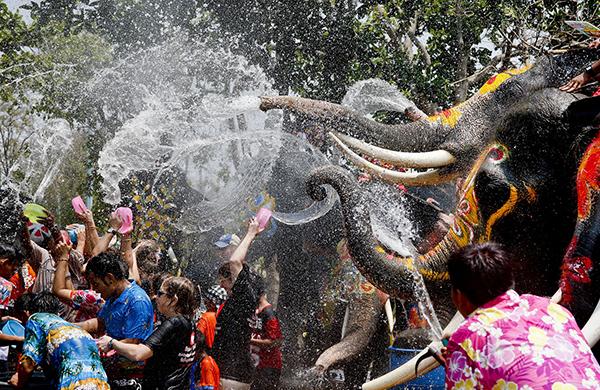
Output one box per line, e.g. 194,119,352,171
260,48,600,385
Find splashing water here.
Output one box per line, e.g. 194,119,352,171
94,35,335,233
342,78,417,116
9,116,74,202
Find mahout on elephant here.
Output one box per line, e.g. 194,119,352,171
260,48,600,386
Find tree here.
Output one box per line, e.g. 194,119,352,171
0,101,33,179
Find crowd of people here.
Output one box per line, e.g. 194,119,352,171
0,203,282,390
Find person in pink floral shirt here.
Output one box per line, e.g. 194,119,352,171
52,241,104,322
445,243,600,390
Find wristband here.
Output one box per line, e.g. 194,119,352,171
584,65,595,76
108,338,114,350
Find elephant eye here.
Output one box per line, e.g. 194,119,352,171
487,144,509,164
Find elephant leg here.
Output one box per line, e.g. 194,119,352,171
560,129,600,324
314,291,384,373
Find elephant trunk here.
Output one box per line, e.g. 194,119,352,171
307,165,449,298
314,291,383,371
260,96,449,153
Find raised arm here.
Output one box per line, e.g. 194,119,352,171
91,213,122,257
120,232,140,284
228,218,262,281
51,241,72,301
75,210,99,258
75,226,86,254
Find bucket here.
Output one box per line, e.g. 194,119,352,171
387,347,445,389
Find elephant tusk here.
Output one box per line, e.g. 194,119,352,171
362,312,464,390
581,297,600,347
332,131,456,168
385,299,395,335
329,132,457,186
551,289,562,303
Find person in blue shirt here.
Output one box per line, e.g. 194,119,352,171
8,292,109,390
76,252,154,390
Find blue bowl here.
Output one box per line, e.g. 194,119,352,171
1,320,24,338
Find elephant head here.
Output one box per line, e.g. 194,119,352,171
260,49,600,308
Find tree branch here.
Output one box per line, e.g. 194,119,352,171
405,12,431,67
449,53,505,87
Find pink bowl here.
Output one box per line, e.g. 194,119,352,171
115,207,133,234
256,207,272,230
71,196,88,214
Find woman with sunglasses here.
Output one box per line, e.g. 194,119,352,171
97,276,198,390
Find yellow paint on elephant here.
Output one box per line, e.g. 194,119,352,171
525,184,537,202
485,185,518,240
478,65,532,96
426,105,464,128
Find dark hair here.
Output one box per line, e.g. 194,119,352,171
162,276,197,318
150,272,171,296
447,242,515,307
136,240,168,275
0,243,21,265
29,292,62,315
217,262,232,279
85,252,127,280
14,293,34,313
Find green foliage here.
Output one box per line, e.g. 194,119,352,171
1,0,599,227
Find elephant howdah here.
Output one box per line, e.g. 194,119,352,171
261,48,600,387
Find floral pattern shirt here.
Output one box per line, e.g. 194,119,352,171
68,289,104,322
9,263,36,304
21,312,109,390
0,277,15,310
446,290,600,390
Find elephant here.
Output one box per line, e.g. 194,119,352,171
112,131,391,388
259,48,600,383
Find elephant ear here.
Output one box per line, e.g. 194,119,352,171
564,95,600,129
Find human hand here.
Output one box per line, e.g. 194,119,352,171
51,241,71,261
108,212,123,231
8,372,18,387
590,38,600,49
560,72,593,92
96,336,112,352
38,213,56,230
303,365,326,387
247,217,263,236
74,226,85,243
1,316,21,323
75,210,94,226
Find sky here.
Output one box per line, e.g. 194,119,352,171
5,0,31,23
